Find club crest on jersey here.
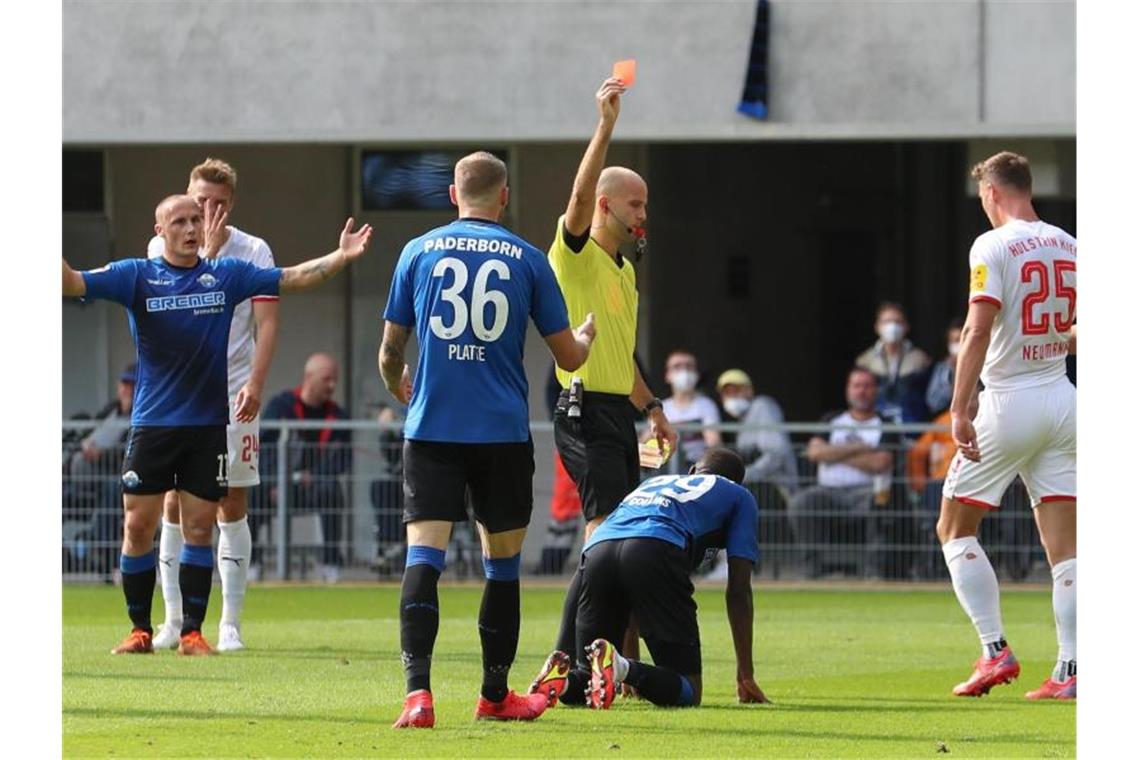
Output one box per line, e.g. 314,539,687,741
197,273,218,289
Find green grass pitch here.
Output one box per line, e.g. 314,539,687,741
63,584,1074,757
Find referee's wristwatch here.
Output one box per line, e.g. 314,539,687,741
642,397,664,418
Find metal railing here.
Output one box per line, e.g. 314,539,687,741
61,418,1051,583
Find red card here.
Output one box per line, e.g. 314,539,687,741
612,59,637,87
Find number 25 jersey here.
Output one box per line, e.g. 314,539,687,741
967,219,1076,392
384,218,570,443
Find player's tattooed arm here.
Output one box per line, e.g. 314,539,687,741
279,219,373,293
379,321,413,404
62,258,86,297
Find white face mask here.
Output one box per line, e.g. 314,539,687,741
878,321,905,344
723,396,751,418
670,370,698,393
947,342,961,357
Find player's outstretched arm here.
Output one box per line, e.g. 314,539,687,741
379,321,413,404
564,78,627,236
949,301,997,462
62,258,86,297
725,557,770,704
544,312,596,372
279,218,373,293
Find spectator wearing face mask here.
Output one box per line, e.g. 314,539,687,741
661,350,721,467
924,319,964,416
855,302,932,424
716,369,797,493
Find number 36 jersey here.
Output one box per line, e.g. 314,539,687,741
967,219,1076,392
384,218,570,443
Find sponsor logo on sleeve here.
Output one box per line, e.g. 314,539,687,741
970,264,988,293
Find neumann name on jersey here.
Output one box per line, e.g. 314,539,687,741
423,236,523,259
145,292,227,313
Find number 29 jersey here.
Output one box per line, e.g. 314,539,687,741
967,219,1077,392
384,218,571,443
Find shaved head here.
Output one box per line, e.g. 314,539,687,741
454,151,508,205
301,352,340,406
597,166,646,200
305,352,338,377
155,194,198,225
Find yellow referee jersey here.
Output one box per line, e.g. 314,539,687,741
548,215,638,394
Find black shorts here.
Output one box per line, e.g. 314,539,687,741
554,391,640,521
121,426,228,502
575,537,701,675
402,438,535,534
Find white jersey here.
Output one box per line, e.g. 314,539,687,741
818,411,883,489
967,219,1076,392
662,393,721,464
148,226,277,397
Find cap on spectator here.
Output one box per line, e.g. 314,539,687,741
120,363,137,384
716,369,752,391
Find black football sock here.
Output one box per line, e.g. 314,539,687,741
120,552,156,634
555,566,584,655
178,543,214,635
479,555,522,703
560,667,590,707
401,547,445,694
624,660,696,707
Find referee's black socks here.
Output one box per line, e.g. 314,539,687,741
479,555,521,703
401,546,445,694
120,552,156,634
179,544,214,635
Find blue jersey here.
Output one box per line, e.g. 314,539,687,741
383,218,570,443
82,256,281,427
585,474,761,567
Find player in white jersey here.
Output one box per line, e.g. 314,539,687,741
146,159,280,652
936,152,1076,700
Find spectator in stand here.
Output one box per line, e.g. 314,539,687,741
855,302,931,424
716,369,797,493
261,352,352,583
63,363,137,578
925,319,964,416
661,350,722,467
787,368,897,578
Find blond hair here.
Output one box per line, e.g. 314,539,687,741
188,157,238,193
454,151,507,204
970,151,1032,193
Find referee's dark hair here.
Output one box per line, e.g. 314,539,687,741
690,447,746,485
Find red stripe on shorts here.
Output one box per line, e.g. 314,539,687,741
955,495,1000,510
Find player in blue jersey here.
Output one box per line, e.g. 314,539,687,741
62,194,373,656
379,151,596,727
530,447,772,710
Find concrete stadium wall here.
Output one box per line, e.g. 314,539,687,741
63,0,1074,143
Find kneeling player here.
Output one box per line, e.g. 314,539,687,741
530,448,771,709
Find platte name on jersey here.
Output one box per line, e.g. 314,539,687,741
384,218,570,443
968,219,1076,391
82,256,282,427
585,474,760,567
148,227,277,398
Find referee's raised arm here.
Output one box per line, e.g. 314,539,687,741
564,77,626,237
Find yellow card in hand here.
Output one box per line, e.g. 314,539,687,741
638,439,672,469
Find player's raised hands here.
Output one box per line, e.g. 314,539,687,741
203,199,230,259
737,676,772,704
951,414,981,462
338,218,374,260
596,77,626,124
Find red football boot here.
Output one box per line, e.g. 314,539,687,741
952,646,1020,697
1026,676,1076,700
111,628,154,655
474,690,549,721
528,650,572,706
587,638,619,710
393,689,435,729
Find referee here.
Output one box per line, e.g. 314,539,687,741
542,76,678,673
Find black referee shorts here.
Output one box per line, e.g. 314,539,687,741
121,425,229,502
402,438,535,534
553,390,640,522
575,537,702,676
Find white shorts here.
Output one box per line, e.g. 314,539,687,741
942,377,1075,509
226,398,261,488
